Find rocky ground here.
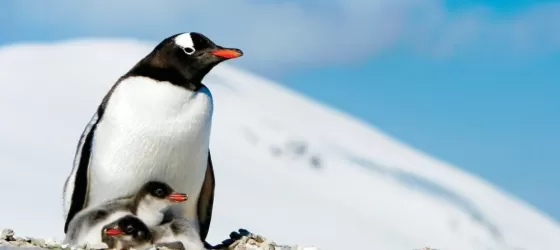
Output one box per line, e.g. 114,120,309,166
0,228,319,250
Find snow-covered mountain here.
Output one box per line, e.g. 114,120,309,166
0,39,558,250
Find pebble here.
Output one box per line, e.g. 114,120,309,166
0,229,14,241
27,237,47,248
0,228,319,250
87,242,109,250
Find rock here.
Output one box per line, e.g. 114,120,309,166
310,155,322,169
0,228,320,250
14,238,26,243
270,146,283,156
26,237,46,248
86,242,108,250
0,229,14,241
212,229,318,250
45,238,62,248
71,243,88,250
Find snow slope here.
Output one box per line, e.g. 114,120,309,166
0,39,558,250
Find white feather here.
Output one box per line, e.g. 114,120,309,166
63,75,213,224
174,33,194,49
136,196,174,228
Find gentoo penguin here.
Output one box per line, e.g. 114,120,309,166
151,218,208,250
101,215,153,250
63,181,188,246
62,32,243,242
128,181,189,228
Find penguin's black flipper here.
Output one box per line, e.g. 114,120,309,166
63,94,113,233
63,116,97,233
62,81,122,234
197,149,216,242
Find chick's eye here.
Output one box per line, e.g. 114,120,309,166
183,47,195,55
155,189,164,196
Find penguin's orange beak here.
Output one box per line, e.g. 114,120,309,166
104,228,124,236
211,48,243,59
167,192,188,202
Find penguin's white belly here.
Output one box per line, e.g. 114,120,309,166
87,77,213,220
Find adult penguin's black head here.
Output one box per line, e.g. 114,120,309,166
127,32,244,90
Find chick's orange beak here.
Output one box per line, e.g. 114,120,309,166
211,48,243,59
104,228,124,236
167,192,188,202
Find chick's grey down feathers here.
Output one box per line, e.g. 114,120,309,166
151,217,207,250
64,181,183,245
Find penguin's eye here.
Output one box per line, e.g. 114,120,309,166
155,189,164,196
183,47,195,55
126,225,135,233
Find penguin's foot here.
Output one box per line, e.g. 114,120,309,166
211,228,278,250
208,228,251,249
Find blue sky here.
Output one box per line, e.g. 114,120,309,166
1,0,559,222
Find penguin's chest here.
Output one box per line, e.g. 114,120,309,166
87,78,213,207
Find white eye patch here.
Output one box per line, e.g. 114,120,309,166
183,47,195,55
174,33,196,55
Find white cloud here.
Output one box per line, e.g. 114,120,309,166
402,2,560,59
8,0,560,72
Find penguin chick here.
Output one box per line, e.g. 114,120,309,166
131,181,189,228
152,218,207,250
63,181,188,247
101,215,153,250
